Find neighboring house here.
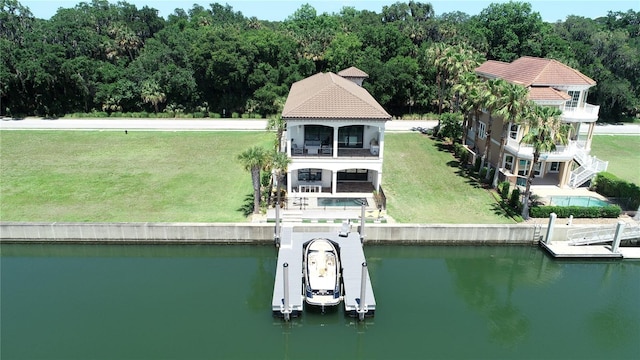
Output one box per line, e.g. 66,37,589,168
470,56,607,188
281,67,391,199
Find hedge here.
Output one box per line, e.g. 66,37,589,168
529,205,621,218
593,172,640,210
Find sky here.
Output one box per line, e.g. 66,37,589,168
18,0,639,22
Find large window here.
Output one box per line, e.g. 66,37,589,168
518,160,542,177
338,125,364,148
337,169,368,181
298,169,322,182
478,122,487,139
566,90,580,109
518,159,530,176
509,124,519,139
304,125,332,145
504,155,514,171
549,162,560,173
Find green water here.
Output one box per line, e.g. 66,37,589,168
1,244,639,359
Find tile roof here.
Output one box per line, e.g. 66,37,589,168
475,56,596,87
282,72,391,120
337,66,369,79
528,87,572,101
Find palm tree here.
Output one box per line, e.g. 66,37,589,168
426,42,448,115
266,115,286,152
492,82,531,187
453,72,482,146
238,146,268,214
141,80,166,114
480,78,508,175
269,151,292,210
520,106,570,219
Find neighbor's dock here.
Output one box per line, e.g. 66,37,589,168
540,215,640,259
272,226,376,320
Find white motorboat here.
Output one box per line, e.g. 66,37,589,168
303,238,342,309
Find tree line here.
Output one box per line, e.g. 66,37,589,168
1,0,638,121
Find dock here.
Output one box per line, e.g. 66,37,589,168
272,226,376,319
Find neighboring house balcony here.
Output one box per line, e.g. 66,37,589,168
561,103,600,123
504,138,577,161
504,137,607,188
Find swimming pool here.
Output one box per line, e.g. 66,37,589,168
317,198,368,207
549,196,609,207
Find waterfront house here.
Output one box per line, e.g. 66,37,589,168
470,56,607,188
281,67,391,200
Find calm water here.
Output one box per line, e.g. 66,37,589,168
1,244,639,360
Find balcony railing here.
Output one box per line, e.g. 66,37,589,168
290,146,380,159
561,103,600,121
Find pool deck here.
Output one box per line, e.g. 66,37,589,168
531,186,608,205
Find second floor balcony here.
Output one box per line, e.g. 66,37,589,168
561,103,600,123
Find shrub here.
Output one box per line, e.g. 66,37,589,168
479,167,488,180
438,113,463,142
474,157,481,172
453,143,464,157
529,205,621,218
593,172,640,209
488,167,496,184
459,150,469,167
499,181,510,200
509,187,521,209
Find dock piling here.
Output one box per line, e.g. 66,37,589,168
357,262,367,321
359,203,366,244
544,213,557,244
611,221,626,254
274,204,281,247
282,262,290,321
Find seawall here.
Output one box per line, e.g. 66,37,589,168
0,221,581,245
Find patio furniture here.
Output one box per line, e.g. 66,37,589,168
321,145,332,155
292,143,303,155
305,140,321,155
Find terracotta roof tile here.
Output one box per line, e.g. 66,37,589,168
475,56,596,87
282,72,390,120
528,87,571,101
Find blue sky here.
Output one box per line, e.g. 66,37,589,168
19,0,639,22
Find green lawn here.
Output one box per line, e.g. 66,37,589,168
0,131,272,222
590,135,640,185
383,133,515,224
9,131,627,224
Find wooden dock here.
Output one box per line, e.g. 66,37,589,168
272,227,376,319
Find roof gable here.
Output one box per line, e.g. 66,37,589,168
282,72,390,120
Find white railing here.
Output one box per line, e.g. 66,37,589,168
562,103,600,119
568,224,640,245
569,166,595,188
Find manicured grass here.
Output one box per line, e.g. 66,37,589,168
0,131,272,222
0,131,555,224
590,135,640,185
383,133,515,224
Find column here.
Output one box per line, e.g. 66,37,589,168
333,126,339,158
332,171,337,194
